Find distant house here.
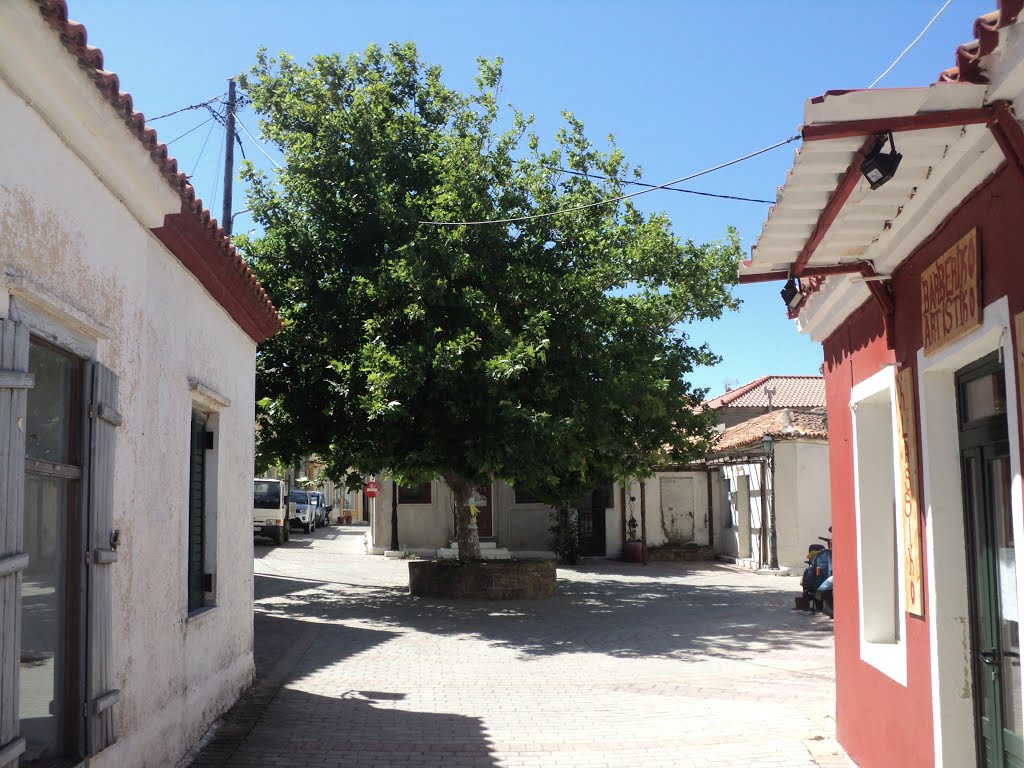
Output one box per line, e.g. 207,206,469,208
632,375,830,569
0,3,279,767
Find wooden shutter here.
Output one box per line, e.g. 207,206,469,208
0,319,31,768
187,410,207,612
86,362,121,755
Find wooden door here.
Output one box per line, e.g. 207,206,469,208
473,485,493,538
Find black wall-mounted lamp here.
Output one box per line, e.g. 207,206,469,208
860,131,902,190
780,277,803,308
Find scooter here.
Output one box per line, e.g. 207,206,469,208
816,574,834,619
798,528,832,613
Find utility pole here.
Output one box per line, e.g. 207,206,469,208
222,78,236,235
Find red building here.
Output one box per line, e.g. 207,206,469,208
741,4,1024,766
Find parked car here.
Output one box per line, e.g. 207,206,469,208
311,491,331,527
289,489,318,533
253,478,290,545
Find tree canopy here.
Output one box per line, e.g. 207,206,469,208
238,42,741,555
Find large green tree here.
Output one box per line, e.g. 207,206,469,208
238,43,740,558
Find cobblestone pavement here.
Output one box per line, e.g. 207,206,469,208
184,526,851,768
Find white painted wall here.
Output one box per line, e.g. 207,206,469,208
777,441,833,569
0,18,256,766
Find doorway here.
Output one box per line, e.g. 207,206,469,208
473,484,493,538
577,487,609,557
958,352,1024,767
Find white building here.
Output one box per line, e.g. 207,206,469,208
0,3,280,767
710,407,831,570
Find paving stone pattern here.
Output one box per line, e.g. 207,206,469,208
183,527,851,768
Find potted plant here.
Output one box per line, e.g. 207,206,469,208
623,514,643,563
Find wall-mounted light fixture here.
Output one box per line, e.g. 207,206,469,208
780,277,803,308
861,131,902,190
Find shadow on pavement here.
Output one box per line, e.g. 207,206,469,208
187,600,498,767
252,562,832,663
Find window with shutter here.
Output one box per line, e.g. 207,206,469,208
0,318,32,768
188,410,207,613
85,361,121,756
20,339,86,764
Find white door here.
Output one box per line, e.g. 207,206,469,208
660,477,695,543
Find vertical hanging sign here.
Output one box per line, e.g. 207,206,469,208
896,366,924,618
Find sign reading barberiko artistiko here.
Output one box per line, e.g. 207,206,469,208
921,228,981,356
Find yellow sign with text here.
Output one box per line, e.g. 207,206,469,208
921,228,981,356
896,366,924,618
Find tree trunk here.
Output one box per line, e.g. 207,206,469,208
445,473,480,561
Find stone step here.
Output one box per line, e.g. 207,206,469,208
445,540,498,550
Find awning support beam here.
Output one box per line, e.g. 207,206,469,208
801,105,998,142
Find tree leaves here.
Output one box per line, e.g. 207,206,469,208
240,42,741,503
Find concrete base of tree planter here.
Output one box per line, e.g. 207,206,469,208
623,541,644,563
408,559,556,600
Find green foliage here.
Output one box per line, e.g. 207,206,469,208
548,506,581,565
238,43,741,526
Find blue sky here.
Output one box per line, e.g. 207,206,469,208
71,0,990,396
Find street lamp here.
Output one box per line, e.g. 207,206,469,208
762,433,779,570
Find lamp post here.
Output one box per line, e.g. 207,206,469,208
762,433,779,570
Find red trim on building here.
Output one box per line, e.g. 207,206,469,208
33,0,281,343
151,208,282,344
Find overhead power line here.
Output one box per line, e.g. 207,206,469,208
869,0,955,88
166,115,217,146
236,118,283,169
419,134,800,227
553,167,773,204
148,93,226,122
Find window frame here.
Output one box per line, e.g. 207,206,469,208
397,481,432,505
850,365,908,684
21,335,89,761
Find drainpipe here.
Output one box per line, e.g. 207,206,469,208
619,483,627,557
705,467,715,553
390,479,399,552
640,480,648,565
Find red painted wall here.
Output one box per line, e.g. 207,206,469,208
821,164,1024,767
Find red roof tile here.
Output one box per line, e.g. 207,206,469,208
704,375,825,410
710,407,828,454
937,1,1023,83
33,0,281,343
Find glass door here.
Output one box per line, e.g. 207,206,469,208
958,354,1023,767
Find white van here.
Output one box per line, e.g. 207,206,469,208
253,478,291,545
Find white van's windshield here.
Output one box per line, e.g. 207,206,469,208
288,490,311,505
254,480,282,509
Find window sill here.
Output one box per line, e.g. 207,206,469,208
184,604,218,627
860,637,907,686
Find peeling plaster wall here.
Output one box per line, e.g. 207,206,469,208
1,76,255,767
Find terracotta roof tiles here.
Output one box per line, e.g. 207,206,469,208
33,0,282,343
704,375,825,410
937,1,1023,83
710,407,828,454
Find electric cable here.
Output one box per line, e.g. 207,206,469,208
552,167,773,204
869,0,955,88
189,117,219,178
147,93,226,122
419,134,800,226
165,115,217,146
237,118,283,169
